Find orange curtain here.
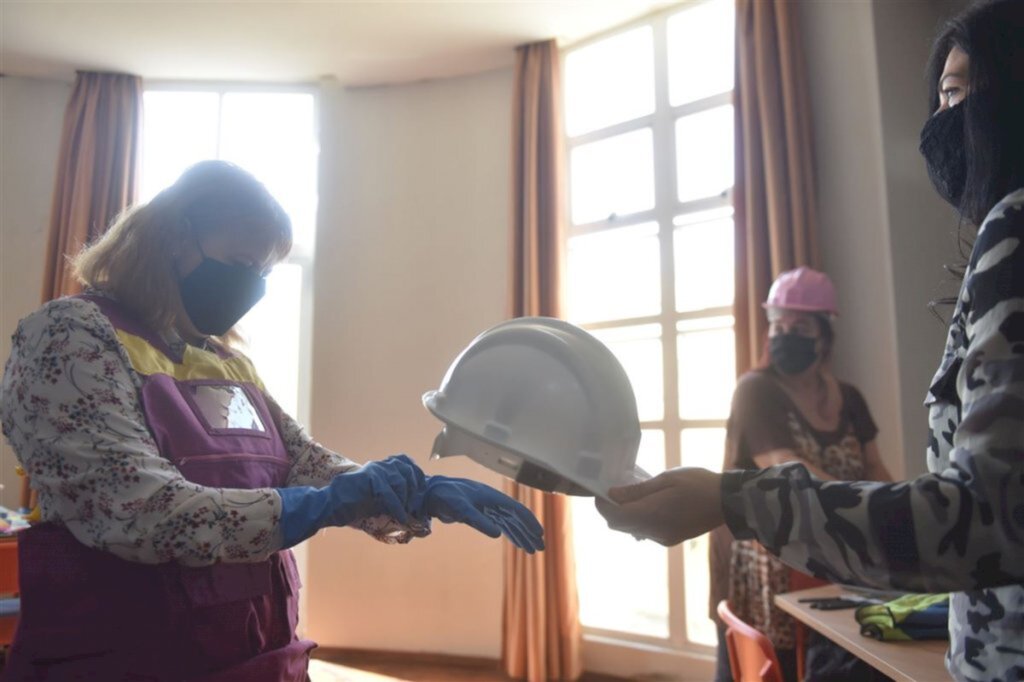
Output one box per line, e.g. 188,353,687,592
41,71,142,302
503,40,583,682
23,71,141,511
733,0,820,376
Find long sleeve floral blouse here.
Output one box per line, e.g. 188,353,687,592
1,296,427,567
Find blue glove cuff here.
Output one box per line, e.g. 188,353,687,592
277,486,332,548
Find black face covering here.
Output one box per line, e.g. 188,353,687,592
919,103,967,208
178,253,266,337
769,333,818,376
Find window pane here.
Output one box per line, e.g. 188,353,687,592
683,531,717,647
680,428,727,648
141,91,219,201
237,264,303,416
668,0,735,106
572,496,669,637
571,128,655,225
565,27,655,137
220,93,318,252
591,324,664,422
680,427,726,471
677,319,735,419
676,106,734,204
568,223,660,324
637,429,666,477
674,211,734,312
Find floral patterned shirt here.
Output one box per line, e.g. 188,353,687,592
722,189,1024,681
1,296,428,567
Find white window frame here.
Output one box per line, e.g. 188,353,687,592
141,81,319,427
562,0,734,667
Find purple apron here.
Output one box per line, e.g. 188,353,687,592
2,296,315,681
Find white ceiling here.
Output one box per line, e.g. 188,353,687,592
2,0,677,87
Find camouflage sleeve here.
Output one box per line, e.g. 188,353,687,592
722,190,1024,593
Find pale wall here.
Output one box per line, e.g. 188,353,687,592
305,69,514,657
872,0,967,477
797,0,964,480
797,0,905,476
0,76,69,510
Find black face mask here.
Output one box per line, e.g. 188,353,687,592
919,103,966,208
769,334,818,376
178,251,266,336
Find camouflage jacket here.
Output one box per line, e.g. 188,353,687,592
722,188,1024,682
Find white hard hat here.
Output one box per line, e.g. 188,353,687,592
423,317,648,501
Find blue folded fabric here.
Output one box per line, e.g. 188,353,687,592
0,597,20,618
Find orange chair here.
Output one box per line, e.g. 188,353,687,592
0,537,19,646
717,599,784,682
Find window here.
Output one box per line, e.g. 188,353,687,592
563,0,735,652
140,86,318,420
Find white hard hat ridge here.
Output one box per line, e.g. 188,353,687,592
423,317,647,500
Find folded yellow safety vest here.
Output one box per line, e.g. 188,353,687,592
855,593,949,641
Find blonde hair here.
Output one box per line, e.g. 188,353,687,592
74,160,292,335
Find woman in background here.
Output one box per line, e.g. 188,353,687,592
0,160,543,681
709,266,892,681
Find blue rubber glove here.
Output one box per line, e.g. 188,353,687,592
412,476,545,553
277,454,426,547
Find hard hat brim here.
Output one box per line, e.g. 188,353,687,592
425,393,648,502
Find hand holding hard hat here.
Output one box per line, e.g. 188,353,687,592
595,467,724,546
423,317,649,501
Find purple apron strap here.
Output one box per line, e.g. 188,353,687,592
76,293,183,361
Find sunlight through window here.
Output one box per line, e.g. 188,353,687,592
563,0,735,653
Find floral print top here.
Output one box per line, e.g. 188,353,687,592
1,296,428,567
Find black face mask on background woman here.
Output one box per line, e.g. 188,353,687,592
178,254,266,337
769,334,818,376
919,103,967,208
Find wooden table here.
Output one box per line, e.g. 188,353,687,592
775,585,950,682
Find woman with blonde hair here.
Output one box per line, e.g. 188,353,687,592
0,160,543,680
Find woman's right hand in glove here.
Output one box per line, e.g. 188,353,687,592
277,454,427,547
595,466,724,546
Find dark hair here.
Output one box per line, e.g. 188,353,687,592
926,0,1024,227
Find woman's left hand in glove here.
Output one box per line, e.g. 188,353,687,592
413,476,545,553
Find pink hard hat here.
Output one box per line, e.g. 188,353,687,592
763,266,839,316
